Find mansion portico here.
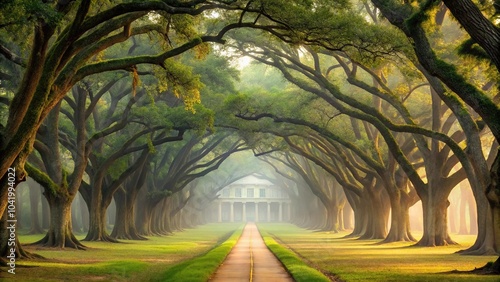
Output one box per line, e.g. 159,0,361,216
208,176,292,222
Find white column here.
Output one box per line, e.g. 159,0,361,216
218,201,222,222
230,202,234,222
255,203,259,222
279,202,283,221
287,203,291,221
267,202,271,222
242,203,246,222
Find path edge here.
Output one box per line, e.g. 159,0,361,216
151,224,245,282
257,225,339,282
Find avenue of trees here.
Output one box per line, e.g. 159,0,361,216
1,0,500,275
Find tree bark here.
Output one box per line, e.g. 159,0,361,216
383,191,416,242
417,193,457,246
359,187,389,240
442,0,500,72
32,193,85,249
111,188,146,240
84,199,117,242
1,208,42,262
136,198,155,236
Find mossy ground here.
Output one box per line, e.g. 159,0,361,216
258,223,499,282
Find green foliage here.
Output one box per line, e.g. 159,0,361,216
147,189,172,200
163,59,203,111
189,53,240,96
165,103,215,133
108,155,129,180
252,0,409,63
223,93,255,115
130,100,213,133
0,0,62,28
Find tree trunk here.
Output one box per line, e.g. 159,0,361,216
359,188,389,240
111,189,132,239
0,209,42,265
15,188,23,230
442,0,500,72
383,192,416,243
83,171,118,242
321,204,340,232
417,193,457,246
458,189,496,254
484,151,500,271
32,194,85,249
153,198,170,235
460,170,496,254
111,188,146,240
136,201,155,236
84,196,117,242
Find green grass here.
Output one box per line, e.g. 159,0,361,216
258,223,499,282
259,228,330,282
4,223,241,281
152,224,244,282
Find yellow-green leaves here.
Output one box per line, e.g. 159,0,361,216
163,59,203,112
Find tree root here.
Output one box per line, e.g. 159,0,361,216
456,246,498,256
30,232,87,250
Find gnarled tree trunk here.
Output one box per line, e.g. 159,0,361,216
33,193,85,249
417,192,457,246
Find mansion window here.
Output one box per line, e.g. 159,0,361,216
235,188,242,197
247,188,254,198
259,188,266,197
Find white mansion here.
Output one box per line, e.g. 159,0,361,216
208,175,292,222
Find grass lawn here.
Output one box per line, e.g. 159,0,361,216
259,228,330,282
152,224,244,282
258,223,499,282
2,223,241,281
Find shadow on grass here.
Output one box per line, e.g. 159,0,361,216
440,261,500,276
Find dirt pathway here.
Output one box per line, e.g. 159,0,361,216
210,222,294,282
